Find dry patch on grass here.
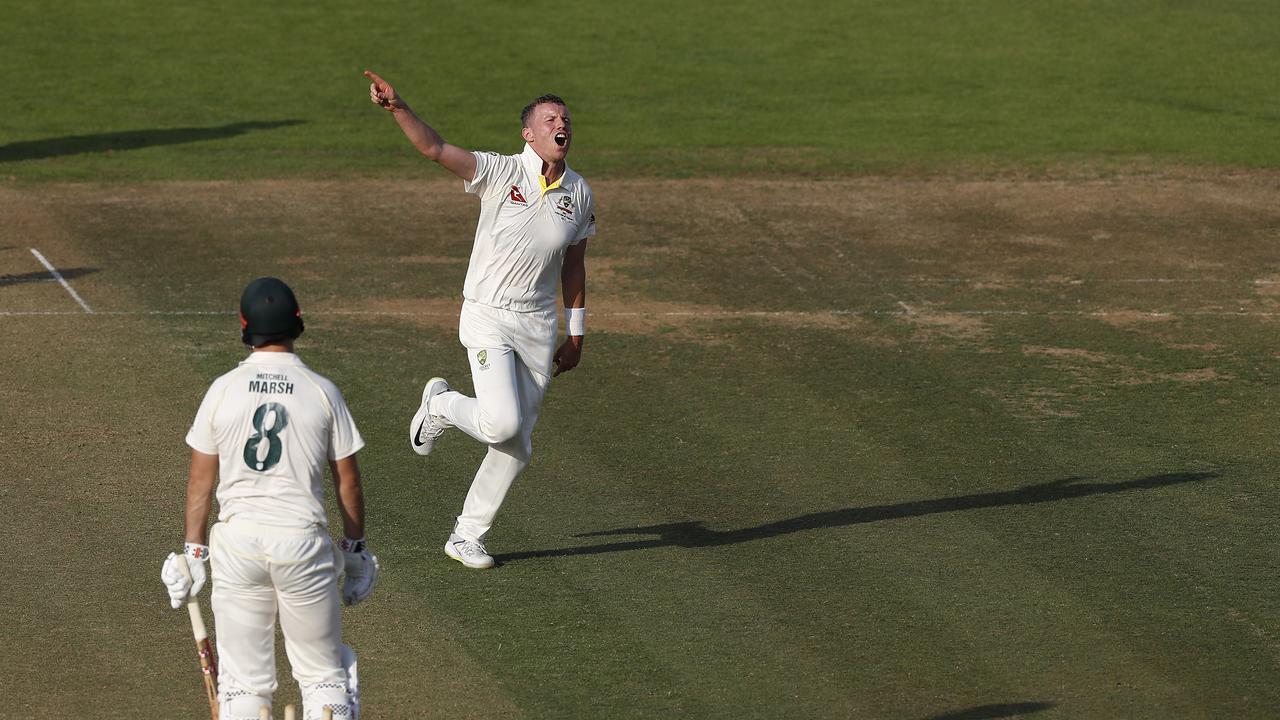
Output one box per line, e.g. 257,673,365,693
1096,311,1180,328
904,311,991,343
1022,344,1232,384
1023,346,1112,363
1252,273,1280,298
1163,368,1228,383
6,170,1280,330
1007,344,1232,417
980,386,1081,419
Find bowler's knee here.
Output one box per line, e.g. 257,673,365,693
479,412,522,445
492,429,533,463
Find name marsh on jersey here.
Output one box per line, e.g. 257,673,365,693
249,372,295,395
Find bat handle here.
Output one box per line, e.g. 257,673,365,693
175,554,211,640
175,552,195,582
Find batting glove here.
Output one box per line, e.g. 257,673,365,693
160,542,210,609
339,538,379,606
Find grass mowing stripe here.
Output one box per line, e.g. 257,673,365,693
3,1,1279,180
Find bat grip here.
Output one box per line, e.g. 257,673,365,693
175,554,211,640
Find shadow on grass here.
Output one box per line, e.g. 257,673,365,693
499,472,1217,563
0,120,305,162
926,702,1055,720
1,268,98,287
1134,94,1280,123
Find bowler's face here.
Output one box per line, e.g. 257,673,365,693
523,103,572,165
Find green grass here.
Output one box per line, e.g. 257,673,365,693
4,175,1280,717
3,1,1280,180
3,1,1280,717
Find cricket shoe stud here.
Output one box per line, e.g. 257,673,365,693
445,535,495,569
409,377,451,456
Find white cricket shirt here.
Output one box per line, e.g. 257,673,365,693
186,352,365,528
462,143,597,312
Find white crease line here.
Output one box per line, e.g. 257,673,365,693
29,248,93,314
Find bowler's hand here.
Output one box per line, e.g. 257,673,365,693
553,336,583,377
364,70,404,111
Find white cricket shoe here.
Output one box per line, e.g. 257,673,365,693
445,535,495,569
409,377,450,456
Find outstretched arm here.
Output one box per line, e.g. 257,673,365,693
364,70,477,181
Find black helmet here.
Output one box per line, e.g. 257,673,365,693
239,277,304,347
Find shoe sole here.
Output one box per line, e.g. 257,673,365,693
444,540,495,569
409,377,449,456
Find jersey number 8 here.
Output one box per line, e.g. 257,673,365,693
243,402,290,471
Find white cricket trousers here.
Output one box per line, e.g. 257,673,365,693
209,519,347,707
438,301,554,543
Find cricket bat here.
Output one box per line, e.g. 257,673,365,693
177,554,219,720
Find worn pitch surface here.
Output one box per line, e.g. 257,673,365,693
2,174,1279,718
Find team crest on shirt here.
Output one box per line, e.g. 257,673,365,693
555,195,575,218
477,349,490,370
509,185,528,205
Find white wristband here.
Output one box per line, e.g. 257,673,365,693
565,307,585,336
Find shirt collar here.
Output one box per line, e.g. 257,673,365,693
520,143,574,195
240,351,305,367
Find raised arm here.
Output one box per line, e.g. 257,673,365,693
364,70,477,182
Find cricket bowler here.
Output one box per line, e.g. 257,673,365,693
365,70,596,569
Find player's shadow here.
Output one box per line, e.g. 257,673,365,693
499,472,1217,563
0,120,305,162
925,702,1055,720
0,267,98,287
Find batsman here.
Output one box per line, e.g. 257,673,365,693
160,277,377,720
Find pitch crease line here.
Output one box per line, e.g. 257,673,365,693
29,248,93,314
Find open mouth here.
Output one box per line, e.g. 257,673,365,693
554,132,568,147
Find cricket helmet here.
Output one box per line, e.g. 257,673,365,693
239,277,304,347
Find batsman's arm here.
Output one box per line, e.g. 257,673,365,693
330,455,365,541
364,70,476,181
184,450,219,545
